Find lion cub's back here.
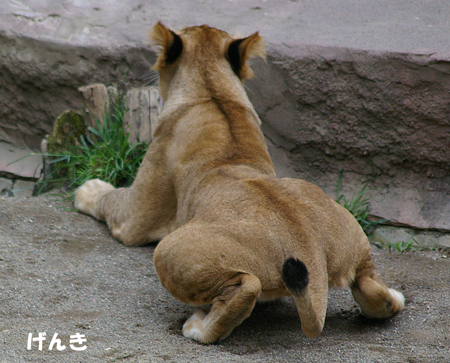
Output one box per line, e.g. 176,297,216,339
241,176,370,256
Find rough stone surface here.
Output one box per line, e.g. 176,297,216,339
249,49,450,231
11,179,35,198
0,177,14,196
0,34,153,149
2,0,449,53
0,195,449,362
1,1,449,229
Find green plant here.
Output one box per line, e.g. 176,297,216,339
372,238,419,253
336,170,387,236
35,100,148,196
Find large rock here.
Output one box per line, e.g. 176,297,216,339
248,47,450,231
0,0,449,231
0,35,154,150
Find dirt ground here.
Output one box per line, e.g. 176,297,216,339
0,194,449,363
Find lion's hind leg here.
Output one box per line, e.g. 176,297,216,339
182,273,262,344
155,224,262,343
351,258,405,319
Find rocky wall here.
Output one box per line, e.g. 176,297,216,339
248,45,450,231
1,32,449,231
0,33,155,149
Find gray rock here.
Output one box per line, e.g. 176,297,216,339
0,142,42,179
248,47,450,231
0,177,13,196
0,33,153,150
11,179,35,198
372,226,450,250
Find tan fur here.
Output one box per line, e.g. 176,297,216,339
74,23,405,343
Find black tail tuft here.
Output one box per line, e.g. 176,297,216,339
282,257,309,295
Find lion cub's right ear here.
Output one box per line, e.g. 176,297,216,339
149,22,183,70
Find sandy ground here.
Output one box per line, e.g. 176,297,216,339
0,194,449,363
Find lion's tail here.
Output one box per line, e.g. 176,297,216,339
282,257,326,338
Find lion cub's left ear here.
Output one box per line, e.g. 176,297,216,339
226,32,266,80
149,22,183,70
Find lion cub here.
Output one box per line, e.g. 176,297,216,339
74,22,405,343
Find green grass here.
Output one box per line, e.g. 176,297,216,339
372,238,419,253
335,171,426,253
35,100,148,196
335,170,387,236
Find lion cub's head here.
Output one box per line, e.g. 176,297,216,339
149,23,266,100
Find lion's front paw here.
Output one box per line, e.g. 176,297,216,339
74,179,115,219
182,310,208,343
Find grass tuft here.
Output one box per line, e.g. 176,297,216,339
35,99,148,196
372,238,419,253
335,170,388,236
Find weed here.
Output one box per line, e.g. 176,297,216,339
35,99,148,196
335,172,427,253
335,170,388,236
372,237,419,253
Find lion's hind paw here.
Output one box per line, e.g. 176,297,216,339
182,310,209,343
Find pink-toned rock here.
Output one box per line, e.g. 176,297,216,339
249,47,450,232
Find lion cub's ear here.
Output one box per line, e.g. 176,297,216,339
149,22,183,70
226,32,266,80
